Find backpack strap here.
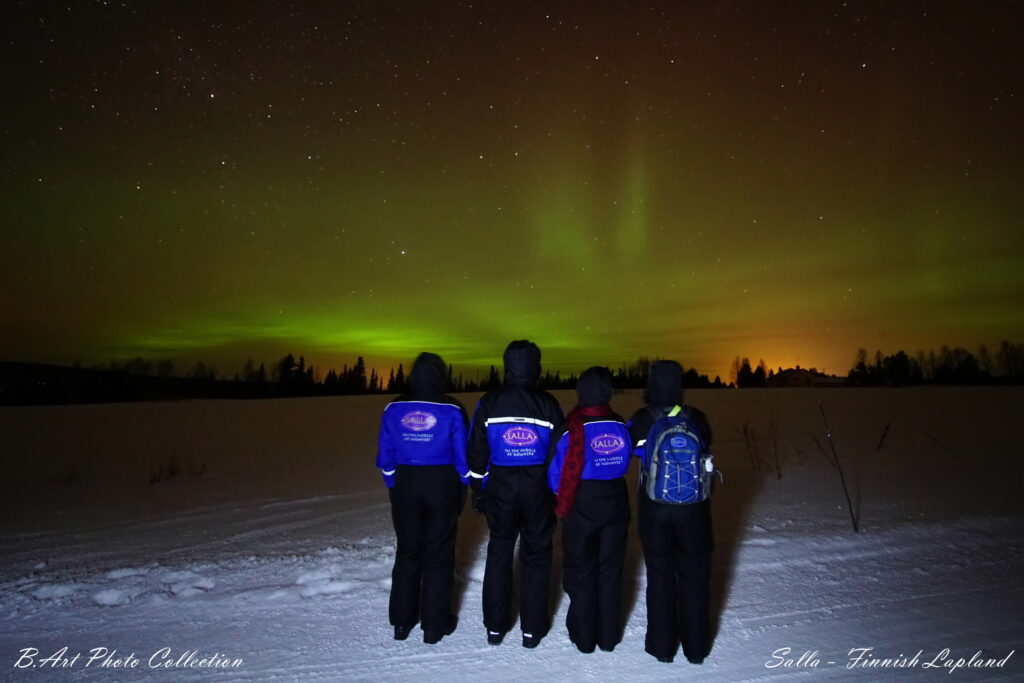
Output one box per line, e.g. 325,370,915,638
642,404,684,462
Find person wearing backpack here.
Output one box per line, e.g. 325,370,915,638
467,340,565,648
548,366,632,654
628,360,715,665
376,352,469,645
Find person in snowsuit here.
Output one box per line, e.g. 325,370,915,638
627,359,714,664
547,366,632,654
467,340,564,648
376,352,469,644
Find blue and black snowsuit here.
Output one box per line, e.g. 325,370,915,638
467,340,564,639
627,360,714,664
376,353,469,637
548,367,632,653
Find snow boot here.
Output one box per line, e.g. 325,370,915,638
522,632,542,649
423,615,457,645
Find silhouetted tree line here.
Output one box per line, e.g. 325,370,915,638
0,360,232,406
728,342,1024,388
10,342,1016,405
612,356,724,390
730,357,771,387
0,354,723,406
847,341,1024,386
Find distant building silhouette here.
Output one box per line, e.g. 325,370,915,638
766,367,845,388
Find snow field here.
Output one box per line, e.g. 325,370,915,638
1,388,1021,681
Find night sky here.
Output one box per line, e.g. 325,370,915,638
3,2,1022,381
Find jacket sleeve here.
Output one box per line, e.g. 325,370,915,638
375,405,398,489
628,408,652,456
547,394,566,434
452,402,470,485
547,429,569,493
685,405,714,449
466,397,490,481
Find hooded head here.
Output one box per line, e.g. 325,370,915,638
503,340,541,386
576,366,613,406
408,352,448,396
644,359,683,407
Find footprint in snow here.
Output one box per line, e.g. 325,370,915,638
295,569,334,585
106,567,149,580
295,567,359,597
31,584,80,600
744,538,777,547
171,577,214,597
159,570,215,597
93,588,131,606
299,579,357,598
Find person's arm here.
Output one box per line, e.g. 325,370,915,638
628,408,653,457
466,397,490,483
452,402,471,486
375,405,398,489
547,393,566,435
686,405,714,449
547,429,569,493
467,397,490,514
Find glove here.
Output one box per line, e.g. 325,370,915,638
470,479,486,516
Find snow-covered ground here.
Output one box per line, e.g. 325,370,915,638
1,388,1021,681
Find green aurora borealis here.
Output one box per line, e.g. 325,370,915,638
3,2,1023,381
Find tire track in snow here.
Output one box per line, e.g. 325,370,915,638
157,503,389,561
0,492,388,580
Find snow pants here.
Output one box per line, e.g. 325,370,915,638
389,465,464,632
482,464,555,636
637,494,713,661
561,477,630,652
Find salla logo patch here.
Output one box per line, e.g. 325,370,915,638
590,433,625,455
401,410,437,432
502,426,538,447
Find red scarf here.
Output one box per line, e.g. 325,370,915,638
555,404,614,518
